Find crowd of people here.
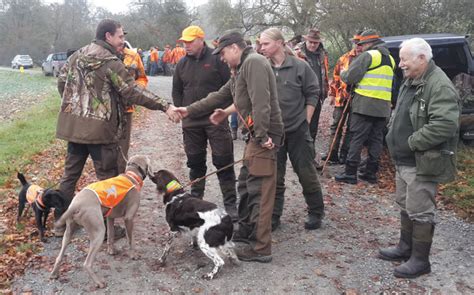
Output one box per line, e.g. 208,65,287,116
54,19,460,279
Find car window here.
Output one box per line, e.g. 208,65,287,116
47,54,53,61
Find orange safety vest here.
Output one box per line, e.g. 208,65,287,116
85,173,142,216
171,47,186,64
150,49,159,62
162,49,172,63
26,184,47,210
329,48,358,107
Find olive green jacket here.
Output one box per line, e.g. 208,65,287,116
186,47,284,145
387,60,460,183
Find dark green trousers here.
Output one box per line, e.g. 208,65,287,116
273,122,325,219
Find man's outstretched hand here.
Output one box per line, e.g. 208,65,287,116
166,105,183,123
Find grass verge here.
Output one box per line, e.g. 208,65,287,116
440,145,474,221
0,93,60,186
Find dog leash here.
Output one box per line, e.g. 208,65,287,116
182,147,270,189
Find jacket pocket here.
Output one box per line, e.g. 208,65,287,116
415,149,453,178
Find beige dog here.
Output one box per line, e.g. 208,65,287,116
50,155,151,288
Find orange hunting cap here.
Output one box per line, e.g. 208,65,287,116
178,26,205,42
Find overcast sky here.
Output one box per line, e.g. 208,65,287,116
44,0,209,14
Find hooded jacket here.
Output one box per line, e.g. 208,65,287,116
57,40,169,145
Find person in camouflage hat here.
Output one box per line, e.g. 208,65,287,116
56,19,180,207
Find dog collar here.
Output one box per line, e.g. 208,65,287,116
35,191,47,211
125,171,143,191
166,180,182,193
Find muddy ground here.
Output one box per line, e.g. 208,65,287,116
11,76,473,294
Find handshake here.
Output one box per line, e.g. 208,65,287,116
165,105,229,125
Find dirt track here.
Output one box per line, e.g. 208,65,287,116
11,76,473,294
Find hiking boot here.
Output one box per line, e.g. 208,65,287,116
359,171,377,184
304,214,322,230
379,211,412,261
236,245,272,263
335,164,358,184
334,173,357,184
104,225,127,241
394,222,434,278
359,162,378,184
232,230,250,244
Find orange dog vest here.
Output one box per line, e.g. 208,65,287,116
26,184,46,210
85,174,141,216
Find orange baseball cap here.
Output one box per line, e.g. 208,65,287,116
178,26,205,42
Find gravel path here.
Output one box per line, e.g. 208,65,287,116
11,76,473,294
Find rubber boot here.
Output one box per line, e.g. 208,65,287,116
359,162,378,184
379,211,412,261
394,221,434,278
335,164,358,184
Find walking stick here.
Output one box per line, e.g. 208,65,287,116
320,95,352,174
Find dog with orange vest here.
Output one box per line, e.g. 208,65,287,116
50,155,151,289
17,172,67,242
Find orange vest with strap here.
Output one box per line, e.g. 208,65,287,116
85,173,143,216
26,184,47,210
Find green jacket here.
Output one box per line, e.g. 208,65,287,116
387,60,460,183
270,53,319,133
186,47,284,145
57,40,169,145
340,42,392,118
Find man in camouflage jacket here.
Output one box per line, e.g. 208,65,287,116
56,19,178,205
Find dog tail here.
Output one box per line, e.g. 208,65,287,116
17,172,28,186
54,205,74,229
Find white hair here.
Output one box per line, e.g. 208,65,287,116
400,38,433,61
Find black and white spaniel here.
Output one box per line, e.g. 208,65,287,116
150,169,239,279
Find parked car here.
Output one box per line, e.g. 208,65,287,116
11,55,33,69
42,52,67,77
383,33,474,145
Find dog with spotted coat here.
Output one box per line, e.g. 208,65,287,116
150,169,239,280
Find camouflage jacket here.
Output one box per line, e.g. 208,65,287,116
57,40,169,144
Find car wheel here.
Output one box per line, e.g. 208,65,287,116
53,67,58,77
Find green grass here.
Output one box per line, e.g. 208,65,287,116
442,146,474,215
15,242,34,253
0,69,55,99
0,93,60,186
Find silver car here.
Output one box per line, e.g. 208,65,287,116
42,52,67,76
11,55,33,69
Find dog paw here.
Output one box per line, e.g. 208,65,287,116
107,247,118,256
96,281,107,289
50,272,59,280
202,273,215,280
158,258,166,266
128,251,139,260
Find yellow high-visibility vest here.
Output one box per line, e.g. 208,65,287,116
355,50,395,101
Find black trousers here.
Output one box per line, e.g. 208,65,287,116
346,113,387,170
